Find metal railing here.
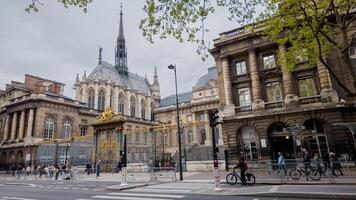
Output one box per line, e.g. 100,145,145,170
299,95,322,104
265,101,284,109
235,106,252,112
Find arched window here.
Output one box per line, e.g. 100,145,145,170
63,119,71,139
141,99,146,119
88,89,95,109
130,97,136,117
200,129,206,145
118,94,125,114
150,102,155,121
44,118,54,139
188,130,194,144
98,89,106,111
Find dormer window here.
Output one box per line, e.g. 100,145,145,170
263,54,276,69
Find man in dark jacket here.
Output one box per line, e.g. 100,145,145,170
302,148,311,171
234,157,247,185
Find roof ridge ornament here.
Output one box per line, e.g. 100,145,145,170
99,45,103,64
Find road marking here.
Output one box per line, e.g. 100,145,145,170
2,197,38,200
108,192,184,198
91,196,173,200
268,186,279,193
130,188,191,193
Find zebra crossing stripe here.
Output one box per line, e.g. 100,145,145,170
2,197,38,200
91,196,173,200
107,192,184,198
130,188,191,193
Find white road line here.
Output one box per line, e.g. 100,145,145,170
2,197,38,200
268,186,279,193
108,192,184,198
130,188,191,193
91,195,173,200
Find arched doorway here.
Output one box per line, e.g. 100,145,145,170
303,119,330,159
268,122,295,160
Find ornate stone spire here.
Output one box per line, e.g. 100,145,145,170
98,45,103,64
115,3,128,75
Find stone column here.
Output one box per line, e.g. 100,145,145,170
114,86,119,113
279,44,299,107
204,111,212,146
18,110,26,140
192,113,198,144
2,115,10,141
105,85,111,109
317,61,339,103
26,109,34,138
94,86,99,110
222,58,235,116
10,112,18,140
249,50,264,110
82,83,88,103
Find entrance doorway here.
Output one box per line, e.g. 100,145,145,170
268,122,295,160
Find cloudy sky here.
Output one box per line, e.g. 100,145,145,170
0,1,237,98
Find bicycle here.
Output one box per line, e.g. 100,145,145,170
289,163,321,181
226,168,256,185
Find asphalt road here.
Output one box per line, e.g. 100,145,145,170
0,180,325,200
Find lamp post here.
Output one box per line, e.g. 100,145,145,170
168,64,183,181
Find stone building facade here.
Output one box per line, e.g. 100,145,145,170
154,67,224,163
210,26,356,163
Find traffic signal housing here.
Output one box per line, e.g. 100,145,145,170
209,110,220,128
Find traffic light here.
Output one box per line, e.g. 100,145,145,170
209,110,220,128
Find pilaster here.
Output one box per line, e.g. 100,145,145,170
249,50,264,110
18,110,25,140
317,61,339,103
10,112,18,140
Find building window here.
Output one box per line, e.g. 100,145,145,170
187,115,192,122
98,90,106,111
238,88,251,106
263,54,276,69
200,129,206,145
298,78,316,97
63,119,71,139
130,97,136,117
141,100,146,119
88,89,95,109
110,90,114,110
144,132,148,145
236,60,247,75
199,113,205,121
135,133,140,144
241,126,258,160
118,94,125,114
80,126,87,136
44,118,54,139
188,130,193,144
266,82,282,102
181,130,186,145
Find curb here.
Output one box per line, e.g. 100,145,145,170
105,183,148,191
237,192,356,199
182,180,356,185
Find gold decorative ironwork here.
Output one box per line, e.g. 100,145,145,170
97,107,116,121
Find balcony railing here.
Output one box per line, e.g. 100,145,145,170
235,105,252,112
299,95,322,105
265,101,284,109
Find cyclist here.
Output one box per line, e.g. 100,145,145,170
234,156,248,185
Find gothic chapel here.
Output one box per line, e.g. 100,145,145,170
74,8,161,119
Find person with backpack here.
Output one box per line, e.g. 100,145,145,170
234,156,248,185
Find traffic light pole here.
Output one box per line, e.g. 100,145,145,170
209,110,222,192
121,133,127,186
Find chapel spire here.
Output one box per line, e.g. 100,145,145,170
115,3,128,75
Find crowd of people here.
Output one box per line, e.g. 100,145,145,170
277,148,344,176
10,163,71,180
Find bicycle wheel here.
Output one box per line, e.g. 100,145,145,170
289,169,301,180
309,169,321,181
226,173,238,185
245,173,256,185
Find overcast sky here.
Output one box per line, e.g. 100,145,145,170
0,1,237,98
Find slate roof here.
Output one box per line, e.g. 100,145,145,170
159,91,192,107
86,61,151,95
195,67,217,88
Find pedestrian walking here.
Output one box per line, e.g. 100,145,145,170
302,148,311,171
95,160,101,178
277,152,287,175
322,152,330,176
313,153,323,176
86,163,92,175
330,152,343,176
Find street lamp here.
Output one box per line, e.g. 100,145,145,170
168,64,183,181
